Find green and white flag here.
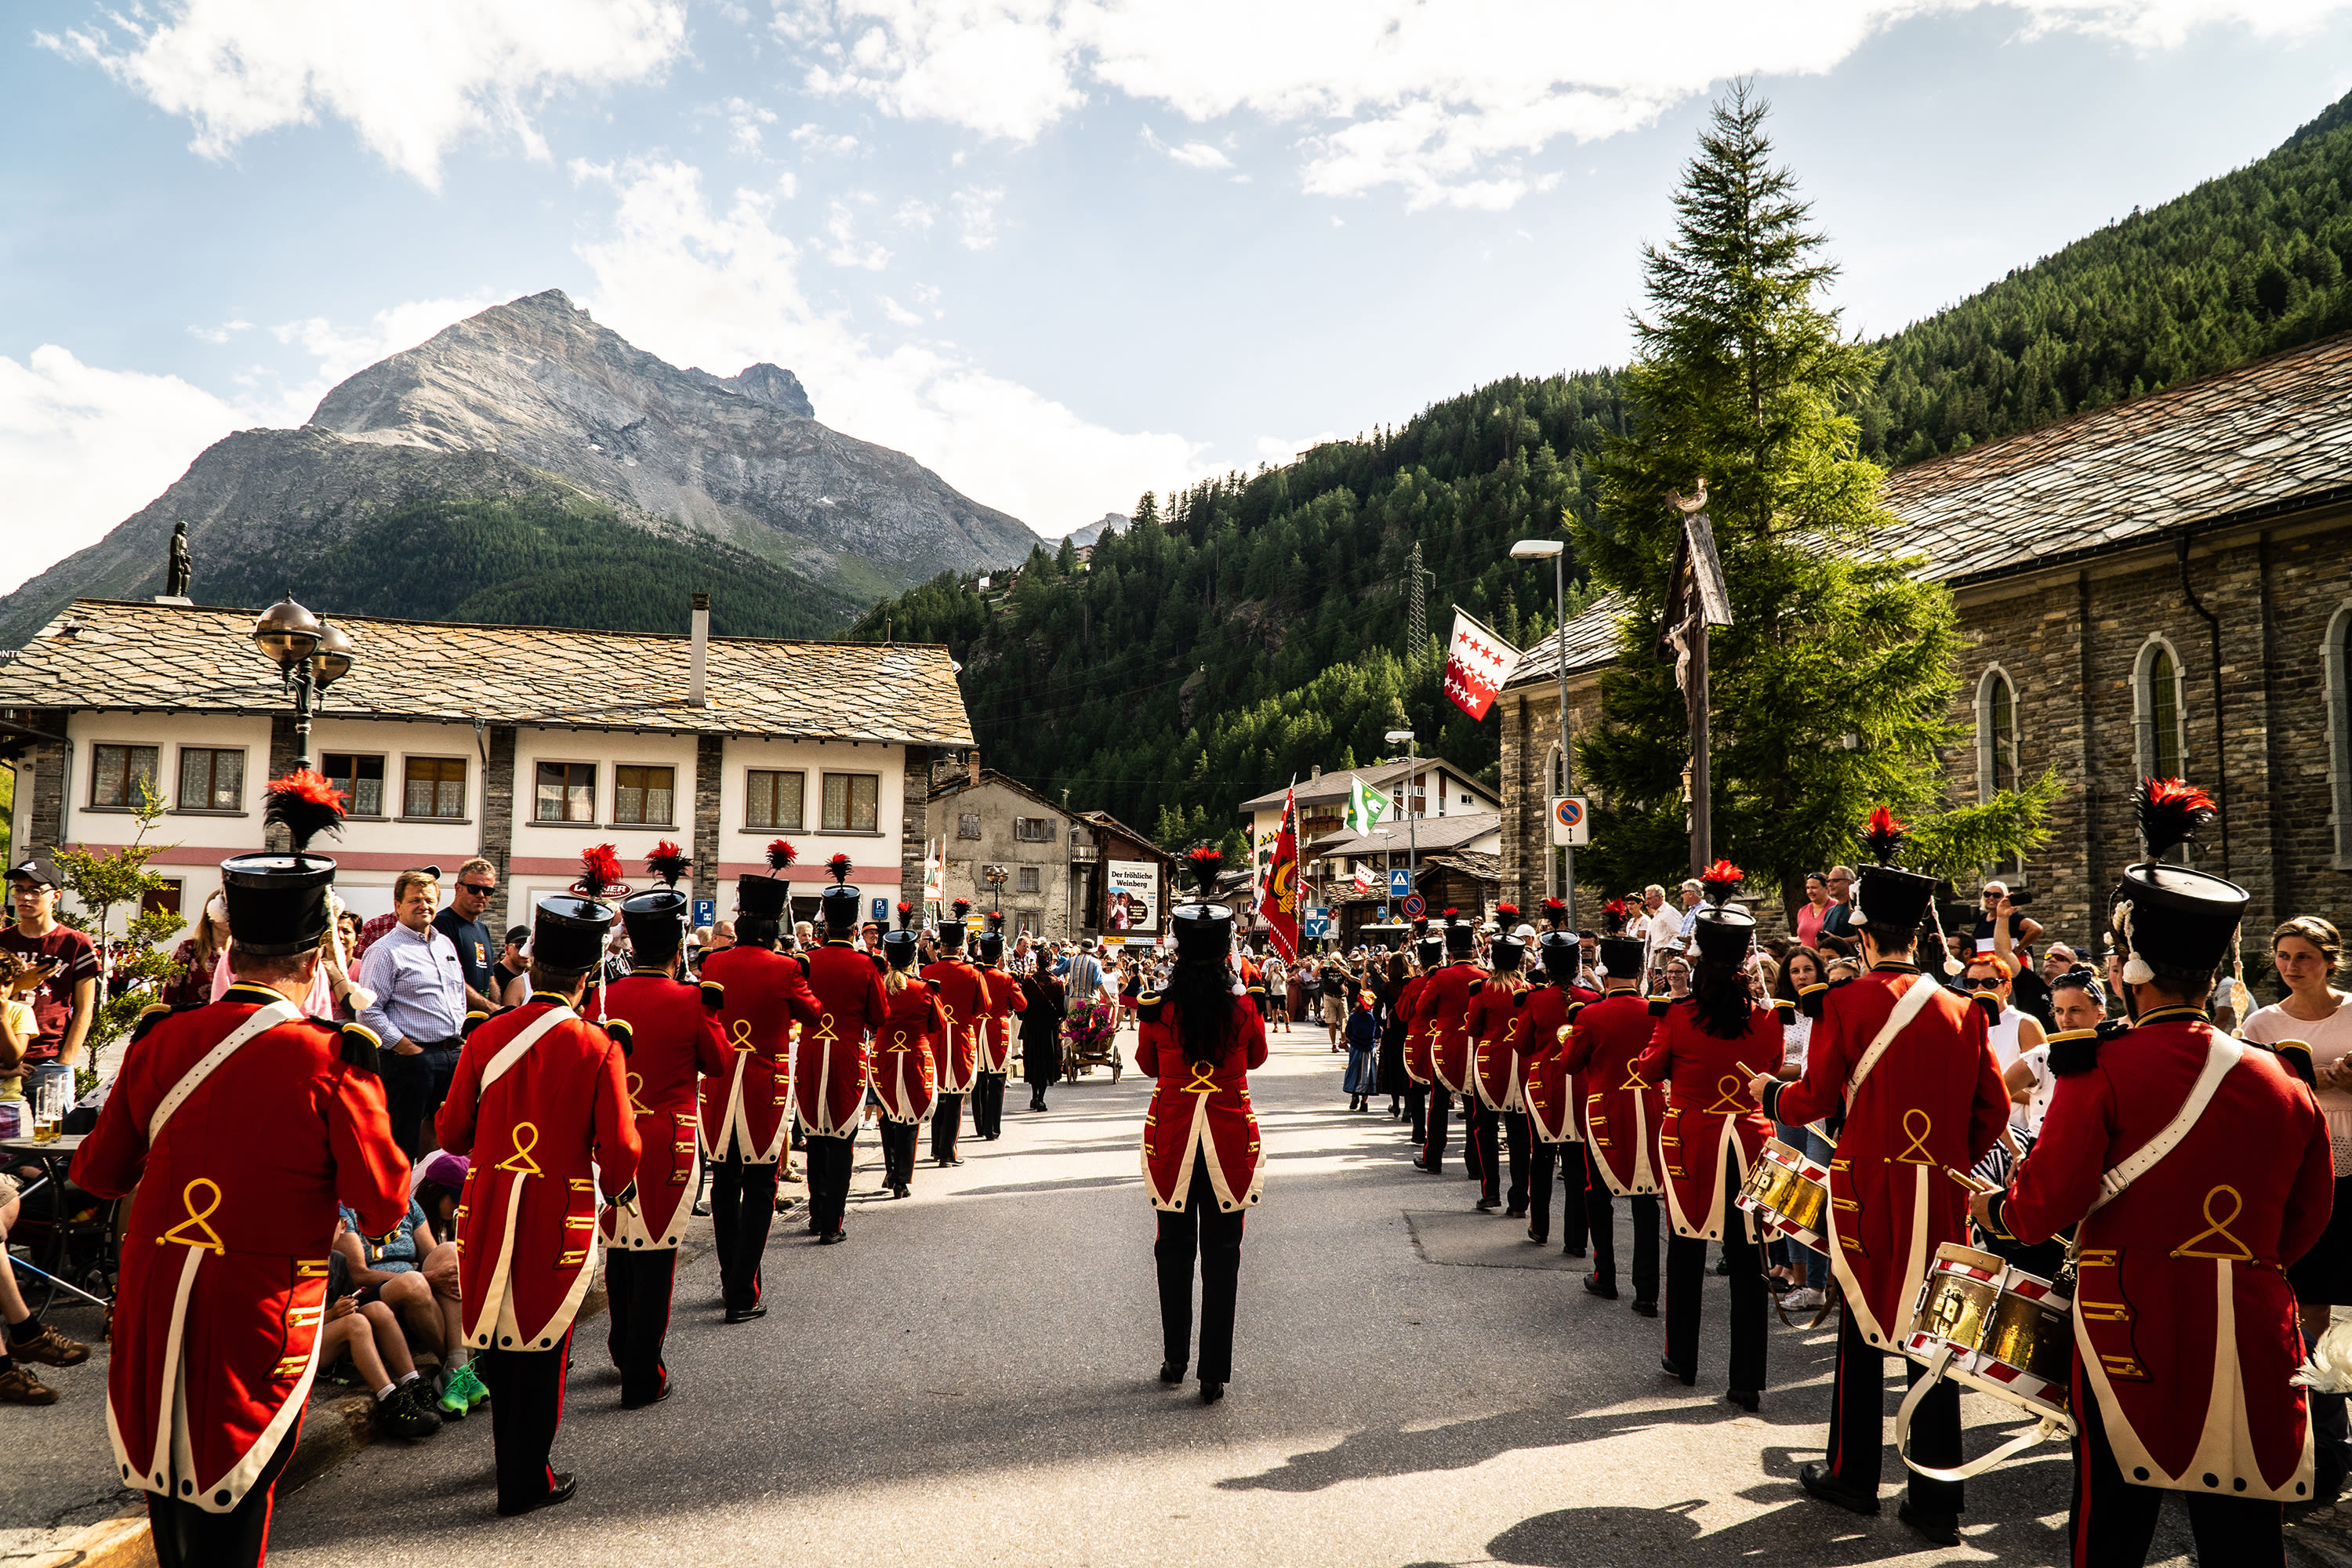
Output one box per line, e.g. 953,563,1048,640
1345,775,1391,833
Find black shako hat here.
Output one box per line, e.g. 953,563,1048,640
532,893,615,973
883,901,920,967
1595,898,1645,981
1488,903,1526,971
1172,847,1232,960
819,854,861,935
2112,777,2246,984
1535,897,1581,983
619,887,688,964
737,874,790,923
1443,906,1475,958
977,910,1006,964
223,768,350,957
1690,861,1755,966
938,897,971,952
1849,808,1938,934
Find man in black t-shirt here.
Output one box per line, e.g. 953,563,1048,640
430,857,500,1012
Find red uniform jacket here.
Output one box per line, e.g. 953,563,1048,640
698,944,822,1164
804,941,887,1136
437,996,638,1352
1468,975,1528,1112
1563,989,1664,1196
977,964,1026,1073
1635,998,1784,1241
1397,975,1432,1084
1417,961,1481,1094
1512,982,1579,1144
1763,963,2008,1347
873,976,945,1123
73,987,408,1512
1137,991,1269,1213
920,957,989,1094
1994,1013,2334,1502
599,971,728,1251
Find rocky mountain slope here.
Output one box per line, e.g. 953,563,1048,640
0,290,1036,646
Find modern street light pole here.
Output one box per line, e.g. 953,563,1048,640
252,593,358,771
1510,539,1575,927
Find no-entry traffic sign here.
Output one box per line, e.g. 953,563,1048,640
1399,893,1426,919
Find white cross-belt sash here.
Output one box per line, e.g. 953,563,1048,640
1843,974,1940,1103
148,1000,300,1146
477,1005,575,1100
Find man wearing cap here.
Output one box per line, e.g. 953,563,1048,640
357,867,470,1160
3,853,100,1078
803,856,887,1240
922,899,988,1168
1973,780,2335,1566
1563,901,1664,1308
436,892,641,1518
971,913,1026,1141
1752,809,2009,1546
1411,912,1482,1178
598,867,728,1407
72,771,410,1567
699,863,823,1319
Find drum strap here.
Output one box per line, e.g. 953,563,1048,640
478,1005,576,1099
1843,974,1940,1103
149,1000,300,1145
1898,1342,2071,1483
2084,1032,2242,1219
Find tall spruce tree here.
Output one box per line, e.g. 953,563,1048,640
1573,82,2054,917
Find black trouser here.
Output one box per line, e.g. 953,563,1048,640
1526,1139,1591,1249
805,1131,855,1236
932,1093,965,1162
1405,1083,1427,1142
709,1151,777,1311
604,1248,676,1406
146,1410,297,1568
1502,1110,1530,1212
1591,1178,1661,1304
1423,1089,1453,1171
477,1328,572,1514
972,1073,1006,1138
880,1120,918,1187
1156,1161,1245,1383
381,1039,461,1160
1664,1160,1767,1393
2072,1354,2280,1565
1468,1103,1500,1201
1828,1301,1962,1517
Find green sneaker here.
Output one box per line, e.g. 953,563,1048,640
437,1359,488,1420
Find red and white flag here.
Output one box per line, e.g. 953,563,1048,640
1258,786,1301,962
1442,608,1526,720
1352,864,1374,895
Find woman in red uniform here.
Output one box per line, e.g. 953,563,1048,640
873,903,944,1199
1634,862,1784,1412
1137,847,1267,1406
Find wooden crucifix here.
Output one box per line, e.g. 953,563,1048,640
1656,481,1732,876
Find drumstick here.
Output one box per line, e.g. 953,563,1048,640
1944,1165,1998,1195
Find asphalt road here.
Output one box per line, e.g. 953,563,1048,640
227,1033,2222,1566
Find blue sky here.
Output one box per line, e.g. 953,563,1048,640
5,1,2351,593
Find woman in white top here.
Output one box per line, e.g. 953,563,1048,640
1767,946,1829,1305
2240,915,2352,1503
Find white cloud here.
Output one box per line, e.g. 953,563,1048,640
571,158,1207,534
1255,431,1339,466
789,122,862,155
41,0,688,191
823,201,893,269
187,318,252,344
893,198,937,231
724,96,779,154
878,294,925,325
953,187,1004,249
1142,125,1231,169
779,0,2349,209
269,293,506,400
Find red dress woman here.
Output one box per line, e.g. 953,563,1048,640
1633,862,1784,1410
873,904,944,1199
1137,848,1267,1405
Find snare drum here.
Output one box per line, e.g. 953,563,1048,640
1733,1136,1831,1254
1901,1242,2075,1433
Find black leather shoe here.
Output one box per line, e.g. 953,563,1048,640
1631,1298,1659,1318
1561,1246,1587,1259
1159,1360,1185,1385
818,1229,846,1244
1584,1274,1618,1300
499,1472,579,1516
1897,1501,1959,1545
724,1303,767,1324
622,1377,674,1411
1661,1355,1693,1386
1798,1461,1880,1516
1724,1388,1759,1413
1475,1197,1501,1212
1199,1381,1224,1405
1504,1206,1527,1218
1412,1157,1439,1173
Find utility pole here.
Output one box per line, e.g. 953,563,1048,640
1408,541,1428,652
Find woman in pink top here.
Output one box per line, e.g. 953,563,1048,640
1792,872,1831,948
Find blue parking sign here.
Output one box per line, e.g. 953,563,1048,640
692,898,716,929
871,897,891,922
1388,867,1412,898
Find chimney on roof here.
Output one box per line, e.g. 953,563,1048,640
1309,764,1322,782
688,593,710,709
968,748,981,787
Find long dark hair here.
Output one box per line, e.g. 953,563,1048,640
1773,945,1825,1005
1689,956,1755,1040
1168,953,1234,1068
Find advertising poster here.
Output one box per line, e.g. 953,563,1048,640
1105,858,1160,934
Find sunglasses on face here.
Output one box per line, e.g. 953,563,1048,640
458,883,495,895
1965,975,2003,989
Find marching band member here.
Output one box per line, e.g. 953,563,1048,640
873,902,945,1199
1975,780,2334,1566
1635,862,1784,1410
802,856,887,1242
597,844,728,1407
1563,902,1665,1306
922,900,988,1167
1468,906,1531,1216
1138,849,1267,1405
1414,911,1480,1177
1752,809,2009,1547
73,771,412,1566
972,911,1026,1139
437,888,641,1517
1515,898,1584,1248
699,844,822,1319
1398,921,1437,1145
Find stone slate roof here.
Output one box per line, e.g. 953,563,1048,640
1236,756,1499,814
1307,811,1502,859
0,598,974,747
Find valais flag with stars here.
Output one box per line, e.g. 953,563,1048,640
1443,608,1526,720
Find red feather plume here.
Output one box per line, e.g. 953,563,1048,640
1601,897,1629,937
263,768,347,853
952,898,971,921
2135,776,2217,861
895,900,913,930
766,839,797,872
646,840,691,887
1860,807,1908,867
573,843,625,900
1539,896,1568,928
1699,858,1742,908
1181,845,1223,898
1495,902,1520,922
826,853,853,884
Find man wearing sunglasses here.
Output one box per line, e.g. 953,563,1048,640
1962,952,2045,1132
432,857,503,1015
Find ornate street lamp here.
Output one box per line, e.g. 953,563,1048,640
251,593,357,769
983,863,1009,914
